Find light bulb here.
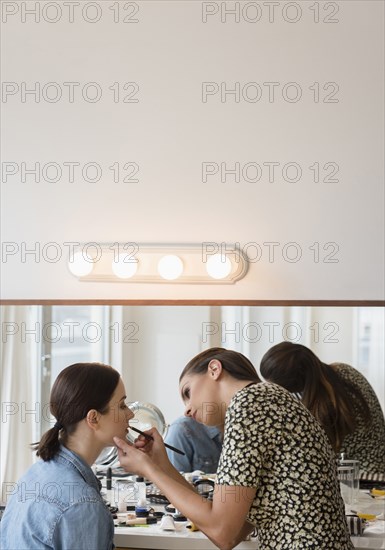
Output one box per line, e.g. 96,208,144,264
206,254,232,279
112,253,138,279
68,251,94,277
157,255,183,280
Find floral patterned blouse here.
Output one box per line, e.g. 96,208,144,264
335,363,385,476
216,383,353,549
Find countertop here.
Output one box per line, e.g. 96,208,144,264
112,490,384,550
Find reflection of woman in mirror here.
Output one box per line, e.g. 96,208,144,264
114,347,353,550
1,363,133,550
165,415,222,473
260,341,385,478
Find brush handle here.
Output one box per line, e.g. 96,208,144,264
130,426,185,456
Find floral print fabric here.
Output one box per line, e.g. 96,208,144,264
216,383,353,549
336,363,385,476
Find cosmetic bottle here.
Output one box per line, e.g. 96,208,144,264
135,477,147,504
106,467,112,490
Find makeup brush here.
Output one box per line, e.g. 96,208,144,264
129,426,185,456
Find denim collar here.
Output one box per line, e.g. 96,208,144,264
56,445,102,492
206,425,222,441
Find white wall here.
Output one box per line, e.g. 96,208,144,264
211,306,355,372
1,1,384,300
120,306,212,424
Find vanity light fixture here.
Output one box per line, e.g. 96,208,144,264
67,243,248,284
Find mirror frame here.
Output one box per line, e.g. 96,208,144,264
1,300,384,305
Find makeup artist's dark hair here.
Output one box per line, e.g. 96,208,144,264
260,341,372,451
32,363,120,461
180,347,261,384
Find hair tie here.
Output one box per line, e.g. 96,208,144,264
53,421,63,430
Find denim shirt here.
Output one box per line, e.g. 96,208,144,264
165,416,222,473
0,445,114,550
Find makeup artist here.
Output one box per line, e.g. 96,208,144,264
260,341,385,478
1,362,133,550
114,347,353,550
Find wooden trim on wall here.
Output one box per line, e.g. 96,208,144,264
1,300,384,306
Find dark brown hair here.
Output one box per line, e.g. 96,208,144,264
180,347,261,384
260,341,372,451
32,363,120,461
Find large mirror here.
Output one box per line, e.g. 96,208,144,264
1,305,383,490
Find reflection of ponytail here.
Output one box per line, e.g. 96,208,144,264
260,342,372,451
31,362,120,461
32,423,63,461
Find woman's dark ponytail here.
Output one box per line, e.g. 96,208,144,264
31,362,120,461
32,423,63,461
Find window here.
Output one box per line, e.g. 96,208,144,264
354,307,385,411
40,305,111,434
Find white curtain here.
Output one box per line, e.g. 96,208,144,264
1,306,40,502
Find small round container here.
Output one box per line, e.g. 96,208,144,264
135,506,150,518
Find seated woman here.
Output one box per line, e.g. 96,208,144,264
165,415,222,472
114,347,353,550
1,362,133,550
260,341,385,478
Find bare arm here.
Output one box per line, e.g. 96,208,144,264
114,434,256,549
161,460,198,491
146,462,256,549
230,520,255,548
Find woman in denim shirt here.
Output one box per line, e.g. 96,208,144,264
1,362,133,550
165,416,222,473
